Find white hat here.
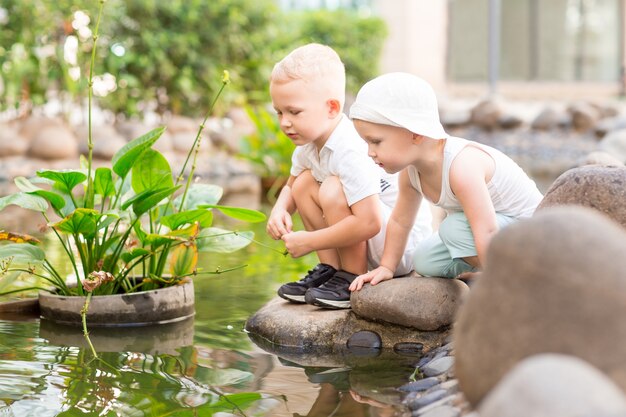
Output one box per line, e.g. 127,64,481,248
349,72,448,139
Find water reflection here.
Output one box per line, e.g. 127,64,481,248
0,217,414,416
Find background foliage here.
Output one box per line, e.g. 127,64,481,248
0,0,387,117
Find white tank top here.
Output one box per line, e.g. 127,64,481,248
407,137,543,218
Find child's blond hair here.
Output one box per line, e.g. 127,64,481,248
271,43,346,109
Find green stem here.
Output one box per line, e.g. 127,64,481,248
85,0,106,210
81,292,98,359
43,212,81,284
0,286,50,297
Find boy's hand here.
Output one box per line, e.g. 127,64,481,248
266,209,293,240
349,266,394,291
281,231,313,258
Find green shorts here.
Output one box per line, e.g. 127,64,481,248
413,211,517,278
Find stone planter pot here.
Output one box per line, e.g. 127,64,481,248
38,279,195,327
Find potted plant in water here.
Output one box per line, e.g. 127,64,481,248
0,2,265,331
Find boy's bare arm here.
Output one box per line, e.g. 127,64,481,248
449,148,498,266
267,175,297,240
350,170,421,290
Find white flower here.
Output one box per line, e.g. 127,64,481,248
64,36,79,66
93,73,117,97
72,10,90,30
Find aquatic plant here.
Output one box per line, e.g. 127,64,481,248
0,0,266,299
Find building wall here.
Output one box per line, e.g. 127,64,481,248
373,0,448,90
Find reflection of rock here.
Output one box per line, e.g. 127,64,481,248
39,316,194,354
256,339,417,410
454,207,626,407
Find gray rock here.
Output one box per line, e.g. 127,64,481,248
0,123,28,157
351,276,468,331
409,389,449,410
531,107,565,130
568,101,601,132
479,354,626,417
470,99,503,130
580,151,624,167
419,405,461,417
422,356,454,377
454,206,626,406
593,115,626,138
498,114,523,130
399,377,440,392
245,297,448,352
600,128,626,163
28,125,78,160
537,165,626,228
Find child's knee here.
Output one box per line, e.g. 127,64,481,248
291,170,316,195
318,176,347,208
438,212,470,243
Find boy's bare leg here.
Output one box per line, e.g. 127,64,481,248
291,170,340,269
319,176,368,275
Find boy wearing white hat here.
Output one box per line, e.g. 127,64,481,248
267,45,432,309
349,72,543,290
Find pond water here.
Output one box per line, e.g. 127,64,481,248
0,214,418,417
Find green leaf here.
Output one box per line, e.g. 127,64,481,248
14,177,66,212
175,184,222,210
197,228,253,253
52,208,100,237
94,167,116,197
161,209,213,229
120,248,151,264
170,242,197,277
36,169,87,195
0,271,21,293
112,126,166,179
131,148,174,194
143,233,178,248
122,186,180,217
0,243,46,264
200,205,267,223
0,193,48,212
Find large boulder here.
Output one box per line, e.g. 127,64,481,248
351,276,468,331
537,165,626,228
454,206,626,407
479,354,626,417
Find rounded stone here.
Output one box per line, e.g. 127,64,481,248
28,125,78,160
394,342,424,356
537,165,626,228
479,354,626,417
454,206,626,406
347,330,382,349
351,276,469,331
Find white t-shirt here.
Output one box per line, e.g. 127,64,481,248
290,114,398,207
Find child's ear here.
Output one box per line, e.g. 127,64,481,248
327,99,341,118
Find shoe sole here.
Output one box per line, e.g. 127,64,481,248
278,293,306,303
309,298,351,309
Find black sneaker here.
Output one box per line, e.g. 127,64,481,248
304,270,357,309
277,263,337,303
